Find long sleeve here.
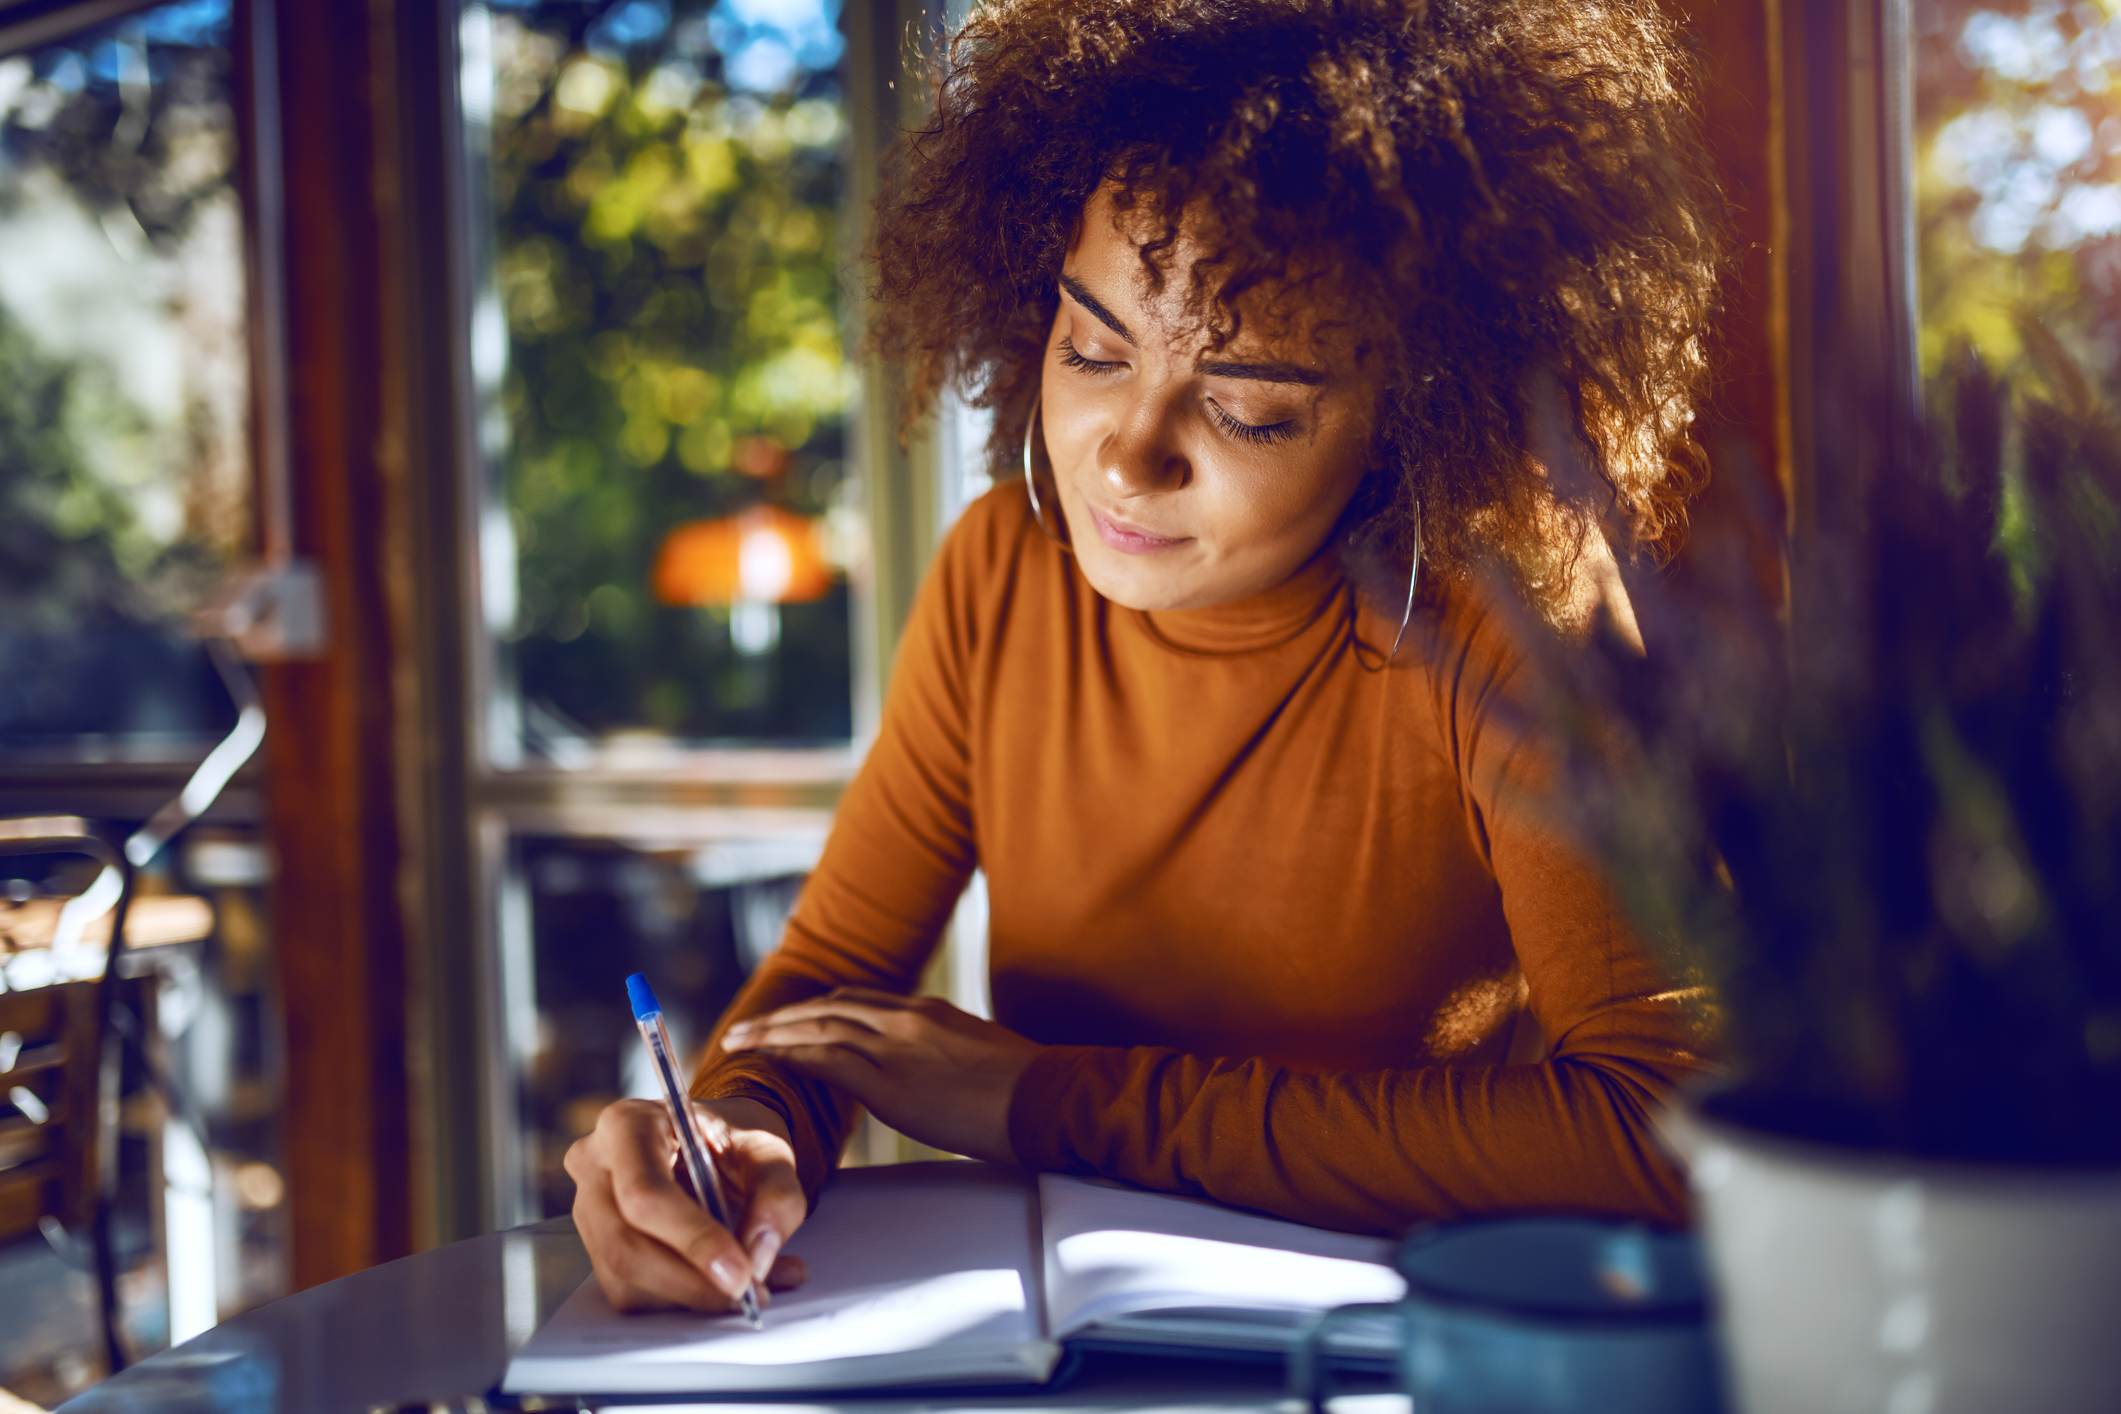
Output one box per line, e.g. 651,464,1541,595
1004,579,1719,1234
688,509,985,1207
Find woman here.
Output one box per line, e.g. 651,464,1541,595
565,0,1725,1313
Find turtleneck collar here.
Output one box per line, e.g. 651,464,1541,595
1124,541,1351,656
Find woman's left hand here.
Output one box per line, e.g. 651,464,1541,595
719,989,1041,1165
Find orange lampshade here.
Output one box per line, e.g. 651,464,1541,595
652,505,833,606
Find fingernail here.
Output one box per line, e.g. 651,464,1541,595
748,1228,782,1278
709,1255,747,1297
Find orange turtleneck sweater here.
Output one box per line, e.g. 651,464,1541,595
691,483,1715,1234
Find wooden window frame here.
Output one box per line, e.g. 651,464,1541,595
1774,0,1922,548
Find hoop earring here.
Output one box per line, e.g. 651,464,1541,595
1021,406,1067,546
1385,498,1423,664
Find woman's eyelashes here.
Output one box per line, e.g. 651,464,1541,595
1206,400,1298,445
1054,335,1121,377
1054,337,1300,446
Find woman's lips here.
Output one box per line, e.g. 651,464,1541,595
1089,505,1189,555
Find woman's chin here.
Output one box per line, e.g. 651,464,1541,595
1071,544,1193,612
1073,543,1246,613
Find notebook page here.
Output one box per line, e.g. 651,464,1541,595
504,1162,1055,1395
1037,1174,1404,1340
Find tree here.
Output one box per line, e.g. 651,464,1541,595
1913,1,2121,401
478,0,859,747
0,2,245,745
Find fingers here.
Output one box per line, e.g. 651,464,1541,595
576,1174,734,1313
573,1098,823,1316
730,1140,808,1290
600,1104,755,1302
724,990,910,1044
726,1014,892,1059
579,1196,802,1310
783,984,910,1012
754,1042,885,1091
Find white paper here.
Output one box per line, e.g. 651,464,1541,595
503,1162,1055,1395
1037,1174,1405,1340
504,1162,1412,1397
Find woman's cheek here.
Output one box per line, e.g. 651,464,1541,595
1041,388,1115,505
1201,444,1345,556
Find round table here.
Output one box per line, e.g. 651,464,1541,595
55,1219,1396,1412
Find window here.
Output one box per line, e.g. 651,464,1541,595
0,0,287,1397
506,831,812,1215
0,0,252,756
453,0,918,1226
465,0,862,764
1913,1,2120,403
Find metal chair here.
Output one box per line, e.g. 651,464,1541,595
0,819,131,1377
0,642,266,1378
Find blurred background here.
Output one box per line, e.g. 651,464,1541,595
0,0,2111,1405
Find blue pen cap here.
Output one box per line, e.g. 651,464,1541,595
625,972,660,1021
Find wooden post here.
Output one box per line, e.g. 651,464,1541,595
247,0,418,1288
1658,0,1787,605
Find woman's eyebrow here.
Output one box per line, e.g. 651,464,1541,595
1057,273,1134,343
1195,357,1328,387
1058,272,1329,387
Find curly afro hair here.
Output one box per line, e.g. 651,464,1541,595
865,0,1727,613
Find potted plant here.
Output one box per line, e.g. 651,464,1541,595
1504,335,2121,1414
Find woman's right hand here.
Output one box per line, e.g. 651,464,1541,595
565,1095,810,1313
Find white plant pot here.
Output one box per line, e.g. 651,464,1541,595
1669,1102,2121,1414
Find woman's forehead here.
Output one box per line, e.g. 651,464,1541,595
1063,182,1366,365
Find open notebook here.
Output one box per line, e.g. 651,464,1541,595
501,1161,1405,1397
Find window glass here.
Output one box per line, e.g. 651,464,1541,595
1914,1,2121,400
464,0,860,760
0,12,287,1392
503,831,817,1219
0,0,251,756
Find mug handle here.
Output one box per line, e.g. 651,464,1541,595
1289,1300,1406,1413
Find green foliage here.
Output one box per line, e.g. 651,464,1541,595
1518,343,2121,1162
0,312,136,627
1503,0,2121,1158
0,0,863,747
0,312,229,630
482,5,858,747
0,5,249,743
1913,1,2121,400
0,15,241,621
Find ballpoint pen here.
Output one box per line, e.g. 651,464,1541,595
626,972,764,1328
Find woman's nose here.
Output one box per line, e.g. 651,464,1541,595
1098,396,1189,498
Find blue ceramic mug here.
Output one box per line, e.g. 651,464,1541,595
1291,1217,1722,1413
